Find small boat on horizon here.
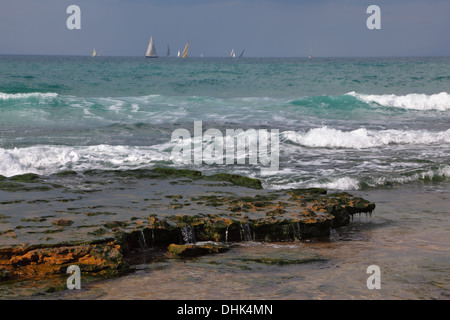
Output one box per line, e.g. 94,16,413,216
181,41,189,58
145,36,158,58
230,48,236,58
92,49,96,58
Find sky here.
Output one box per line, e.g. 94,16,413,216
0,0,449,57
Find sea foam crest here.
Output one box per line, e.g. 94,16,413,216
282,126,450,149
347,91,450,111
370,165,450,187
0,92,58,100
0,145,171,177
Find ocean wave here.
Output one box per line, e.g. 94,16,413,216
367,165,450,187
282,126,450,149
311,177,361,191
267,165,450,191
347,91,450,111
0,92,58,100
0,145,172,177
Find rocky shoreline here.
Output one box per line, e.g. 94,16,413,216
0,168,375,289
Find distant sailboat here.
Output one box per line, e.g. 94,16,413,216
177,50,181,57
230,48,236,58
238,49,245,58
145,36,158,58
181,41,189,58
166,45,170,57
92,49,96,58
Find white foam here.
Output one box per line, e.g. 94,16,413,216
369,165,450,187
0,92,58,100
347,91,450,111
266,176,361,191
311,177,361,191
0,146,80,177
0,145,171,177
282,126,450,149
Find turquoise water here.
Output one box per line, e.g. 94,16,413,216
1,56,450,191
1,56,449,300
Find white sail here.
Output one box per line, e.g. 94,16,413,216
181,41,189,58
177,50,181,57
145,36,158,58
230,48,236,58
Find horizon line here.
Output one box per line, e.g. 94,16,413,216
1,53,449,59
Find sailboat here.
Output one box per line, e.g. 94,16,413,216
181,41,189,58
177,50,181,57
145,36,158,58
230,48,236,58
92,49,96,58
238,49,245,58
166,45,170,57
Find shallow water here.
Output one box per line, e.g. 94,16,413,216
47,182,449,300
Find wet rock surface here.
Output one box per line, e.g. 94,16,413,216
0,169,375,285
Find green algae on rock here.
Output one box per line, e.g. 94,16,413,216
0,168,375,285
168,243,231,258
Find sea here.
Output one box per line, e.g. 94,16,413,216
0,55,449,300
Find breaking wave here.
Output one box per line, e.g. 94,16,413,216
0,92,58,100
0,145,172,177
347,91,450,111
282,126,450,149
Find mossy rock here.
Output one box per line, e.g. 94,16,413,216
10,173,41,183
103,221,129,229
151,167,203,180
0,181,53,192
289,188,327,196
168,243,231,258
55,170,78,177
88,228,109,237
52,219,74,226
206,173,262,189
0,181,27,191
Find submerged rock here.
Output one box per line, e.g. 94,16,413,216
168,243,231,258
52,219,74,226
